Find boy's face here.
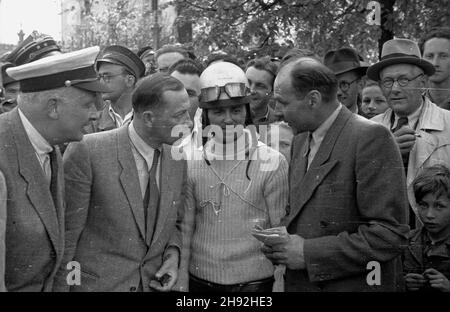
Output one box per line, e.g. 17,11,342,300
417,193,450,235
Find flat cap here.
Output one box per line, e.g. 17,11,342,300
6,31,61,66
96,45,145,79
6,46,110,93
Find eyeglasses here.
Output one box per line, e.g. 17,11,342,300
200,82,251,102
381,73,423,89
97,72,125,83
338,78,359,92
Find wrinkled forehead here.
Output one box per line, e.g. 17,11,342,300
380,63,423,77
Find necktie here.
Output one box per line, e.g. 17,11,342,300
49,147,60,218
144,149,160,243
392,116,409,133
300,132,312,176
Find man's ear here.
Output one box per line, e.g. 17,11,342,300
308,90,322,108
142,110,155,127
47,98,59,119
126,75,136,88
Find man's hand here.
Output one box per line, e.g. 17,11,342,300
393,127,416,157
405,273,427,291
149,247,179,292
424,268,450,292
261,234,306,270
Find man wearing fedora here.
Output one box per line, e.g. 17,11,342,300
369,38,450,228
92,45,145,133
324,48,369,114
0,47,109,291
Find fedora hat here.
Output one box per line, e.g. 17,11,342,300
367,38,435,81
324,47,369,76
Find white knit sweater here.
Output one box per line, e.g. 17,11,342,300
181,138,289,285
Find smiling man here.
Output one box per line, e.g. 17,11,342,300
421,27,450,110
0,47,108,291
369,38,450,228
324,48,369,114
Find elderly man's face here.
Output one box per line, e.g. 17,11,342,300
380,64,425,117
57,87,98,142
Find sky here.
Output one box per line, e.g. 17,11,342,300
0,0,62,44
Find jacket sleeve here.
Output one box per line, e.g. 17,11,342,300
53,141,92,291
303,122,410,282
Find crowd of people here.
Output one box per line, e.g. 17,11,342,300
0,25,450,292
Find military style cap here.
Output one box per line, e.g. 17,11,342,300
6,46,110,93
1,62,17,86
6,31,62,66
96,45,145,79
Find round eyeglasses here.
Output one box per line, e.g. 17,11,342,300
381,73,423,89
338,78,359,92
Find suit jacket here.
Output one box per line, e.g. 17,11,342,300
0,170,6,292
54,126,185,292
0,108,65,292
283,106,409,291
371,98,450,215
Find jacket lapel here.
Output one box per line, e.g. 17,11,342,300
284,107,352,226
116,126,146,241
150,144,180,248
8,109,60,250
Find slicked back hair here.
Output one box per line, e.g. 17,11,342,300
168,58,203,76
289,58,338,104
132,73,184,114
413,164,450,203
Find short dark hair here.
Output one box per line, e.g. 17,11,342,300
419,27,450,54
246,56,278,83
281,48,320,66
205,53,242,69
168,59,203,76
155,45,189,60
132,73,184,114
289,58,338,103
413,164,450,203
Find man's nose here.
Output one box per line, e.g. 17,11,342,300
431,55,440,67
426,208,435,219
367,100,377,110
224,110,234,124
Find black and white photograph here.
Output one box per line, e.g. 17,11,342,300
0,0,449,304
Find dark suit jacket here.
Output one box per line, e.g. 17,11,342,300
0,170,6,292
0,108,65,292
283,106,410,291
54,126,185,292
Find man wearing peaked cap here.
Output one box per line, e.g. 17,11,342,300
370,38,450,229
324,47,369,114
5,31,62,66
92,45,145,133
0,62,19,114
0,46,109,291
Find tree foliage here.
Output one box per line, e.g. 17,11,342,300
172,0,449,62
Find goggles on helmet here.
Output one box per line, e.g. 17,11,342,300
200,82,250,103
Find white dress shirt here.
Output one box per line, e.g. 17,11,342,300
18,108,53,183
128,121,160,198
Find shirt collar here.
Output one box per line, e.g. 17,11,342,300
128,121,160,170
422,229,450,258
311,104,342,145
393,98,423,129
108,102,133,127
18,108,53,155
